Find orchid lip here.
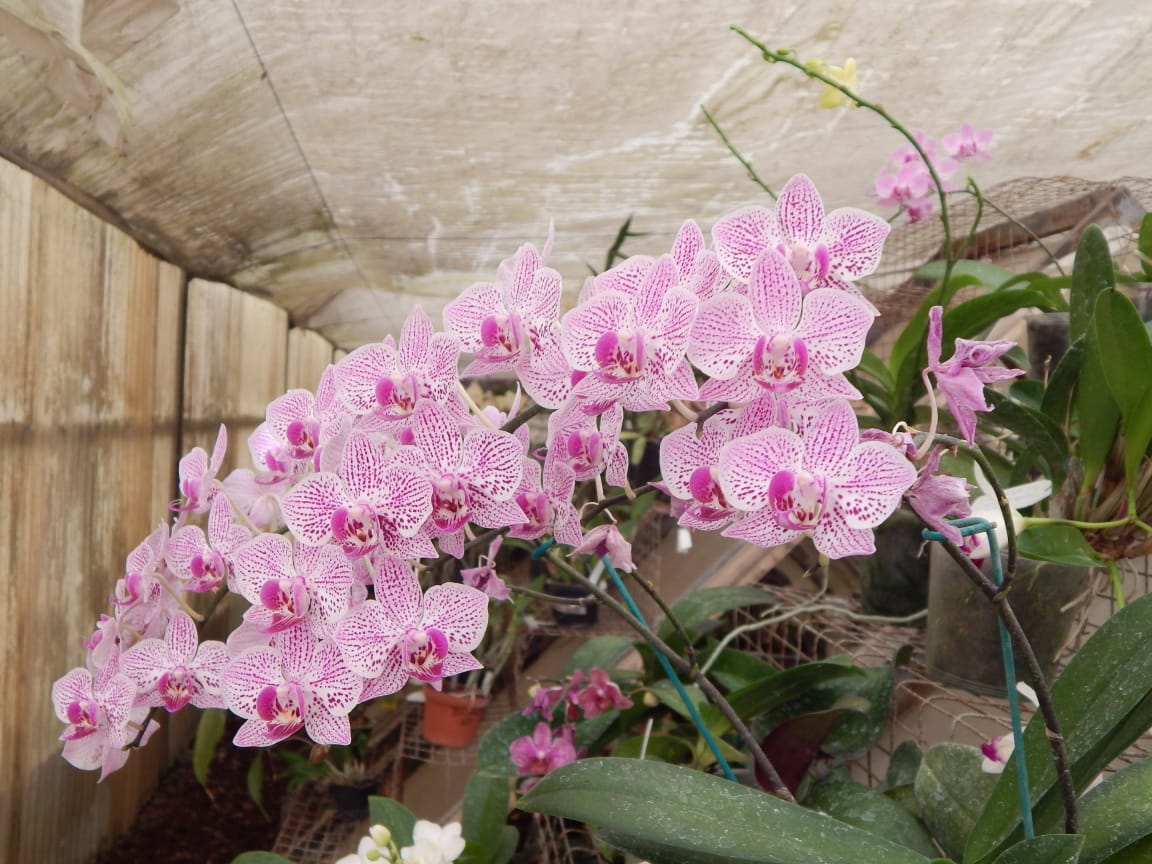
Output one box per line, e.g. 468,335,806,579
331,501,380,557
769,468,826,530
752,333,808,392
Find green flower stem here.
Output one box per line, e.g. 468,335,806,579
934,534,1078,835
544,551,796,802
954,178,986,261
1107,561,1127,610
700,105,777,199
963,180,1066,276
1021,515,1132,532
731,27,956,290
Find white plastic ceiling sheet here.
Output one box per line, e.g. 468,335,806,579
0,0,1149,348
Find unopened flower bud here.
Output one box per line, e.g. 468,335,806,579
642,690,659,708
369,824,392,847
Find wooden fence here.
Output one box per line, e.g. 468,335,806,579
0,156,342,863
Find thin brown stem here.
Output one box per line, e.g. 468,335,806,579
501,403,547,434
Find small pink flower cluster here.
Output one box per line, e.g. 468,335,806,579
510,668,633,787
874,124,993,222
55,172,1021,780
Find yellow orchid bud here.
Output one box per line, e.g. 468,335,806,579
805,57,858,108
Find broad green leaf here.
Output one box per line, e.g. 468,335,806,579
564,635,636,675
805,771,940,859
1010,379,1047,411
659,585,776,647
1138,213,1152,280
193,707,227,786
246,750,267,820
703,647,778,691
760,706,863,793
476,712,538,776
492,826,519,864
1093,290,1152,418
1070,225,1116,343
1040,335,1084,427
1094,290,1152,491
231,854,297,864
885,740,924,789
1076,322,1120,490
855,347,895,390
647,679,709,723
916,259,1019,289
519,758,935,864
369,796,418,848
966,594,1152,863
984,391,1069,490
992,834,1083,864
463,772,510,856
915,743,999,861
1097,835,1152,864
612,733,694,763
1017,524,1101,567
941,287,1064,349
823,663,894,757
715,660,866,732
1078,758,1152,864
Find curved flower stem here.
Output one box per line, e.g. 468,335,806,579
625,570,699,672
1023,515,1132,532
934,535,1078,835
963,181,1066,276
952,179,986,262
731,27,956,290
700,105,777,199
914,370,941,461
930,433,1018,591
545,552,796,801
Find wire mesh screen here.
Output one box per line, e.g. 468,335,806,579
862,175,1152,342
731,554,1152,789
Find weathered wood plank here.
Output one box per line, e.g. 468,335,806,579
0,159,188,863
286,326,335,392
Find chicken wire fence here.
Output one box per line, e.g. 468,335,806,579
730,552,1152,789
862,175,1152,347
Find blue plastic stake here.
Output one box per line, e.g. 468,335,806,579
923,517,1034,840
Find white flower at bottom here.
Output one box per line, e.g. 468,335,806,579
401,821,465,864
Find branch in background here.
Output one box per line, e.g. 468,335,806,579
700,105,776,200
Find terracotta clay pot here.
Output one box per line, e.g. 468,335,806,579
421,688,490,748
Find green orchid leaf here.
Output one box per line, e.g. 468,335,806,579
885,739,924,790
463,772,510,855
193,707,227,786
915,743,999,861
966,594,1152,863
1040,335,1084,428
716,660,866,731
519,757,935,864
231,854,298,864
984,391,1069,490
1009,379,1046,411
805,771,940,859
822,663,894,757
1093,290,1152,490
992,834,1083,864
700,647,778,691
1138,212,1152,280
916,259,1019,289
612,733,695,764
476,711,538,776
246,750,267,819
1076,321,1121,490
368,795,418,849
941,287,1064,350
1077,758,1152,864
564,635,636,675
1093,290,1152,418
658,585,777,648
855,347,896,390
1017,524,1101,566
1070,225,1116,343
759,706,861,794
492,826,519,864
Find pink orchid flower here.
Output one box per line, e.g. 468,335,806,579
561,254,699,413
173,424,227,513
232,532,355,637
690,246,872,403
570,668,632,718
120,611,229,712
926,305,1024,445
166,493,252,593
280,432,434,560
508,455,583,548
52,658,159,780
905,446,972,547
545,402,630,489
712,174,889,307
444,238,573,409
335,556,489,693
509,721,578,776
669,219,726,302
224,624,362,747
460,536,512,602
405,401,526,558
334,306,464,423
718,399,917,558
521,682,567,718
942,123,994,162
570,522,635,572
